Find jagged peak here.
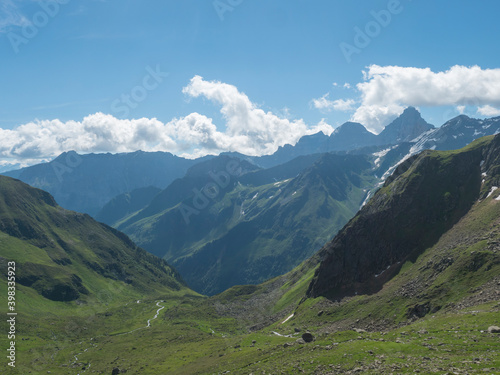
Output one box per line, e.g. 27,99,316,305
378,107,434,144
388,107,430,125
401,106,420,115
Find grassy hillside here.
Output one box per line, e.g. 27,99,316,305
1,137,500,374
0,175,190,303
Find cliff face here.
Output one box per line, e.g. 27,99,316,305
378,106,434,144
307,135,500,300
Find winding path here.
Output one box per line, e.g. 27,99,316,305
120,300,165,334
73,300,165,374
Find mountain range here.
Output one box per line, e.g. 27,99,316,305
116,152,376,295
4,108,498,218
3,108,500,297
1,133,499,373
247,107,434,168
2,150,209,216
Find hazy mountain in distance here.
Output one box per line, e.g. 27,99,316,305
116,155,260,231
250,107,433,168
2,151,210,216
95,186,162,226
412,114,500,153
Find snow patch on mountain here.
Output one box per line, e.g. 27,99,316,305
373,148,392,167
487,186,498,198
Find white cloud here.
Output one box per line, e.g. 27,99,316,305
311,94,356,112
0,76,330,166
477,105,500,117
312,119,334,136
351,104,405,132
182,75,319,156
349,65,500,132
0,114,177,159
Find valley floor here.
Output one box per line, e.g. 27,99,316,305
9,296,499,374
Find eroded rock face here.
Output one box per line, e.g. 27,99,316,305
378,106,434,144
308,135,500,302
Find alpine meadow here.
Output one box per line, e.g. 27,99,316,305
1,1,500,374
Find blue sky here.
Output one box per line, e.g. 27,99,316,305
1,0,500,167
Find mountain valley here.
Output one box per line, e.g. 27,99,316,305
1,112,499,374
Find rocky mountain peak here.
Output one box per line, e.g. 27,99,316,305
378,107,434,144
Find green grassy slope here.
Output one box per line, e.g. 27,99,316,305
2,137,500,374
0,176,191,303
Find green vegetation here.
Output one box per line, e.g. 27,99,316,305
2,135,500,374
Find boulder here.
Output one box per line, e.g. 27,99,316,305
302,332,314,343
488,326,500,333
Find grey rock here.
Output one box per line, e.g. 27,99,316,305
487,325,500,333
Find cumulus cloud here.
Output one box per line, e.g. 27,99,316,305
182,75,326,155
311,119,334,136
351,104,405,132
312,65,500,133
477,105,500,117
350,65,500,132
0,112,241,165
0,76,331,166
311,94,356,112
0,114,175,158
